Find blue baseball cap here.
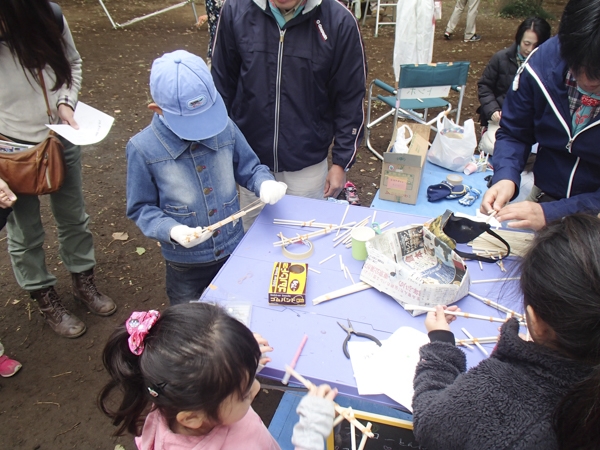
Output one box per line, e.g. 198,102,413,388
149,50,228,141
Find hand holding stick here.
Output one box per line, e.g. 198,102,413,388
284,365,375,438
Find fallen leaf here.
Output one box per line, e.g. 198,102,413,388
11,299,20,305
135,247,146,255
112,232,129,241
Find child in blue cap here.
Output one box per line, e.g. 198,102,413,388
126,50,287,305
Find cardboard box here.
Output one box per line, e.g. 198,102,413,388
268,262,307,306
378,123,431,205
359,224,470,314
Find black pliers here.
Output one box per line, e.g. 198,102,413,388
337,319,382,359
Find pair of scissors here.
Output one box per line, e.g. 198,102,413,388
337,319,382,359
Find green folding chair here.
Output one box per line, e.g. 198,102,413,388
365,61,470,160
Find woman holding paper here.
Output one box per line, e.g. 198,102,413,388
0,0,115,339
411,214,600,449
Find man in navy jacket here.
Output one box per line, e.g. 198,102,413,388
481,0,600,230
211,0,366,229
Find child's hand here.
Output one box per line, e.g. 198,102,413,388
424,305,459,332
259,180,287,205
253,333,273,365
307,383,338,402
170,225,212,248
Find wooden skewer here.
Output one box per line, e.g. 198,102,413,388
402,304,509,323
283,365,374,438
312,282,373,305
461,327,488,356
468,291,524,319
336,204,350,237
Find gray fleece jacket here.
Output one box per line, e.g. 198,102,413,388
412,318,591,450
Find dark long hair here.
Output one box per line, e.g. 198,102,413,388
514,16,551,47
0,0,72,91
519,214,600,449
559,0,600,80
98,303,261,436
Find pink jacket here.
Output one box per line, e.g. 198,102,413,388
135,407,281,450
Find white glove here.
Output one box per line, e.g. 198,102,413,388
259,180,287,205
170,225,212,248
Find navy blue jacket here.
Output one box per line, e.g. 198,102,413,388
211,0,367,173
494,36,600,223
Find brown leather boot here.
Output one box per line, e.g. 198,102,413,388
30,287,87,339
72,268,117,316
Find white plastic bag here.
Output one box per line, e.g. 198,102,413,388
428,113,477,172
392,125,414,153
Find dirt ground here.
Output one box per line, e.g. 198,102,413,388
0,0,566,448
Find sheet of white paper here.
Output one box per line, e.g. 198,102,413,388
347,339,386,395
378,326,430,412
46,101,114,145
347,326,429,411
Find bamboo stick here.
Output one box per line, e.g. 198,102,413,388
312,282,373,305
461,327,488,356
319,254,336,265
456,336,499,346
468,291,524,319
336,205,350,237
471,277,520,284
204,199,263,233
402,304,509,323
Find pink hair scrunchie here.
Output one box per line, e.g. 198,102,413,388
126,310,160,356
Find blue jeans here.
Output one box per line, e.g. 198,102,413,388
165,257,228,305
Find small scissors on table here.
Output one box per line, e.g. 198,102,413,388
337,319,382,359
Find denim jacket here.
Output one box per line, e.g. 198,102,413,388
126,114,274,264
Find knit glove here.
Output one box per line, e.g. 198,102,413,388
170,225,212,248
291,396,335,450
259,180,287,205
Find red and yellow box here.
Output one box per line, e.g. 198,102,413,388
268,262,308,306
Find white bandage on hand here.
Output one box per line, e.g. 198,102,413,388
170,225,212,248
259,180,287,205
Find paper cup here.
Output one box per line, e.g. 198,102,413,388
351,226,376,261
